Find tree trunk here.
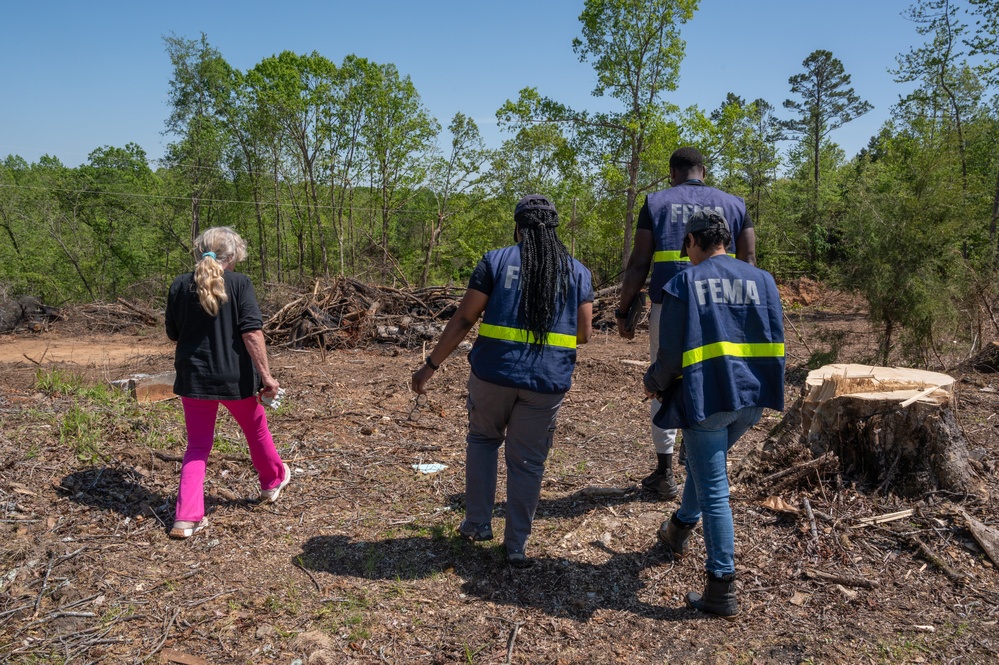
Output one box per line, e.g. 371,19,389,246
800,364,983,498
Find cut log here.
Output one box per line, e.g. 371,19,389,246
111,372,177,403
802,364,983,498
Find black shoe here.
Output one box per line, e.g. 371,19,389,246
458,521,493,542
657,512,696,559
685,571,739,620
641,470,679,499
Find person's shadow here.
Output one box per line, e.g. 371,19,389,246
444,486,672,524
57,466,168,518
297,531,695,622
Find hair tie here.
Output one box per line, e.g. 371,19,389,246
202,252,217,260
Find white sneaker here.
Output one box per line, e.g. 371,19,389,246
259,463,291,503
169,518,207,539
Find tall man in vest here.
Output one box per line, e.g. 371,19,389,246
644,208,784,618
616,147,756,499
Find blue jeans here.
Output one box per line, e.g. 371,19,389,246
676,406,763,576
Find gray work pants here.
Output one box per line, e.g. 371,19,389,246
464,371,564,553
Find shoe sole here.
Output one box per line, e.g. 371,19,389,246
169,520,207,539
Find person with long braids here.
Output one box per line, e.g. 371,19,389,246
411,195,593,567
165,227,290,539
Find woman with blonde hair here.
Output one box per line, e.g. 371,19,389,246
165,227,289,538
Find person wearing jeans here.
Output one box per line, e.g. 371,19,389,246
616,147,756,499
644,209,784,619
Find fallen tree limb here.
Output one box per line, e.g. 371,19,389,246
956,508,999,566
760,452,837,486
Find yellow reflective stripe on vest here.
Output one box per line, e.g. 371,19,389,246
653,250,689,263
478,323,577,349
682,341,784,368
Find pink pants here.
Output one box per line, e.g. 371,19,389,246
175,396,285,522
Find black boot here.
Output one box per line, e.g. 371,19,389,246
657,512,696,559
685,571,739,620
640,453,679,499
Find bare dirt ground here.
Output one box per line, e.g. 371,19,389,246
1,282,997,664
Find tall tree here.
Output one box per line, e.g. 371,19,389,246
893,0,974,189
362,63,439,281
162,33,234,246
966,0,999,261
249,51,337,277
323,55,377,274
422,113,489,286
742,99,783,225
572,0,698,267
783,49,872,204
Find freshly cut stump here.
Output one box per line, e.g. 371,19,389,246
802,364,984,498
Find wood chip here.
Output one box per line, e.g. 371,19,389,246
160,649,212,665
853,509,914,527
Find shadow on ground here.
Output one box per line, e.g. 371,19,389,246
297,532,695,622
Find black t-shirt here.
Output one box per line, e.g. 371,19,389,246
467,257,493,294
636,181,754,232
166,271,264,400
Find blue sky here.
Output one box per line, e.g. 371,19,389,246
1,1,922,169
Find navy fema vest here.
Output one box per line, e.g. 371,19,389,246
646,183,747,303
468,244,592,394
656,255,784,427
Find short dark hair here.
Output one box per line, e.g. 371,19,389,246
669,147,705,172
687,225,732,254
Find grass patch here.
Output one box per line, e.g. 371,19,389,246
59,403,104,463
35,368,115,404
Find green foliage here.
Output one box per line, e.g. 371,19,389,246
837,133,971,364
35,368,113,403
60,404,104,463
3,9,999,373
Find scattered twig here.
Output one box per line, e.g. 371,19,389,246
292,556,322,593
760,452,836,486
185,589,238,609
802,497,818,541
505,621,522,665
134,570,200,597
140,608,180,663
32,553,57,617
803,568,878,589
910,535,965,584
853,509,915,527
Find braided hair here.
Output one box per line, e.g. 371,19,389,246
515,203,572,347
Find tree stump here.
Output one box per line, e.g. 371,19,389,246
802,364,984,498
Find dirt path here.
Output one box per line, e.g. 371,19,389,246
0,332,173,365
